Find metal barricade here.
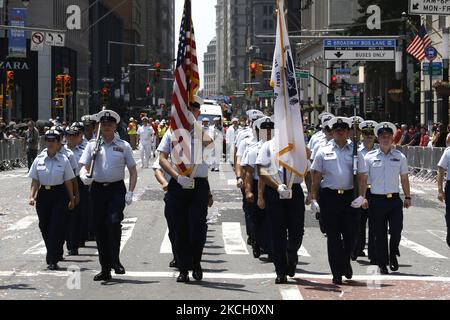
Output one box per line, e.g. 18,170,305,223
0,139,27,171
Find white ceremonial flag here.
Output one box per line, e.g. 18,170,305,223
271,0,308,182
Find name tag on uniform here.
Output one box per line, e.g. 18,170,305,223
372,159,382,167
324,152,337,160
113,147,124,153
280,189,292,200
182,180,195,189
37,165,46,171
390,158,400,162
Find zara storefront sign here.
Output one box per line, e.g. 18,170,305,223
0,60,30,70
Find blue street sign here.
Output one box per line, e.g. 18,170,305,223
351,84,359,94
323,39,396,61
8,8,27,58
425,46,438,61
323,39,397,47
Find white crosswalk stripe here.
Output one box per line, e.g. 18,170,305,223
120,218,137,252
23,240,46,255
279,286,304,300
400,236,448,259
222,222,249,255
160,229,172,254
7,215,38,231
298,246,311,257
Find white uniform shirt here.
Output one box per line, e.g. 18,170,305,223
362,148,409,195
28,151,75,186
438,147,450,178
311,140,367,190
157,129,209,178
79,136,136,183
137,125,155,145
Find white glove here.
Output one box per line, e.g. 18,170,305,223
177,175,192,187
125,191,133,205
311,200,320,214
277,184,290,198
80,174,94,186
351,196,365,208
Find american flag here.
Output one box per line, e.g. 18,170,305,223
170,0,200,176
406,24,432,61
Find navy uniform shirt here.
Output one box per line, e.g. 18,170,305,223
362,148,409,195
157,128,209,178
28,151,75,186
311,140,367,190
79,136,136,183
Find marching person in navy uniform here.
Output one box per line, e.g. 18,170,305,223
256,125,311,284
28,129,76,270
437,146,450,247
310,117,368,285
361,122,411,274
352,120,378,263
158,96,214,283
153,153,178,268
64,124,85,256
241,116,274,260
79,110,138,281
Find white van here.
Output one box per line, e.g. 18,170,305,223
200,99,224,126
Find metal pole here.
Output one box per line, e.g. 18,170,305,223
429,66,434,132
401,13,408,124
443,26,449,127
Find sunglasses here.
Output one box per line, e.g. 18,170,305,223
362,131,375,136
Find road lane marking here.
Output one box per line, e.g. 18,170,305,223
7,215,38,231
298,246,311,257
160,228,172,254
279,286,304,300
427,230,447,243
400,236,448,259
222,222,249,254
23,240,46,255
2,270,450,283
120,218,137,253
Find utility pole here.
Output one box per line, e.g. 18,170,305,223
401,12,408,123
442,26,449,127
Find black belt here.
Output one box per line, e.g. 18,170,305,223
40,184,64,191
93,180,124,187
322,188,353,195
370,193,400,199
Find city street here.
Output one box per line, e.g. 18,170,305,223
0,151,449,300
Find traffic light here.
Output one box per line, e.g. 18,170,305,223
250,62,257,79
6,71,14,93
257,64,263,76
55,75,64,97
154,62,161,78
63,75,71,96
145,84,152,96
101,87,110,106
330,75,338,90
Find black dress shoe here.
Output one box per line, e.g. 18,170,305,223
176,272,190,283
379,266,389,274
192,265,203,281
94,271,112,281
344,264,353,280
47,263,59,271
275,276,287,284
332,276,342,285
169,259,178,268
389,255,399,272
114,263,126,275
68,249,78,256
252,245,261,258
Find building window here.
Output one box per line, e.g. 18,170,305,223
263,5,268,15
263,20,267,29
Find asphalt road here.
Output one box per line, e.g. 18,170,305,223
0,151,449,300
